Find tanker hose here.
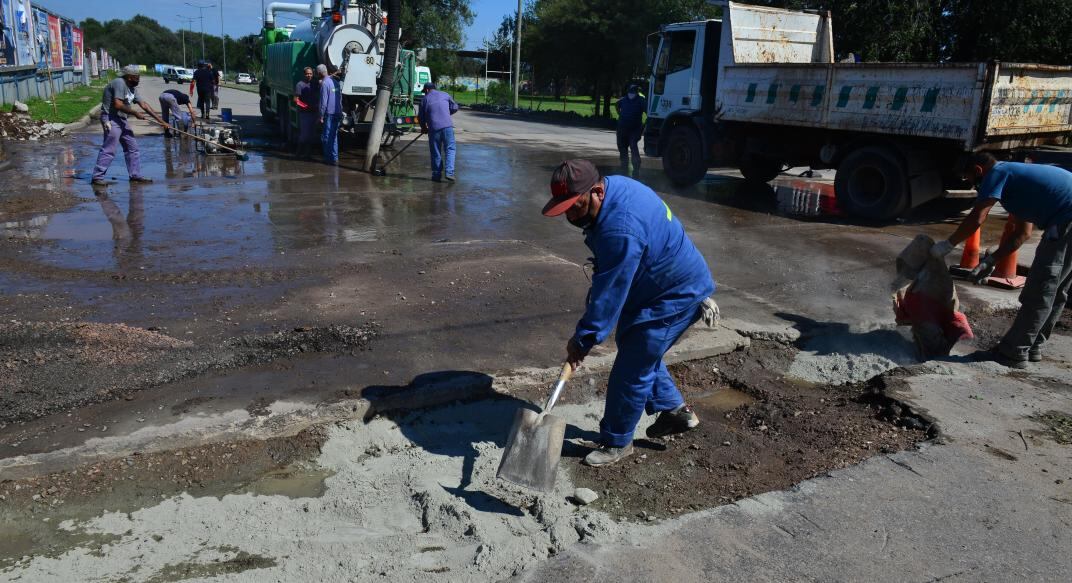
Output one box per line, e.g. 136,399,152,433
364,0,402,171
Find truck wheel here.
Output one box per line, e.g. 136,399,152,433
662,125,707,186
835,147,910,220
739,155,784,183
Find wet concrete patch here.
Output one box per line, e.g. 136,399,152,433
0,427,325,570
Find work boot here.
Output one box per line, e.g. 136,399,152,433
583,443,634,467
129,176,153,184
1029,346,1043,362
973,348,1027,369
90,178,108,188
444,174,456,182
646,405,700,439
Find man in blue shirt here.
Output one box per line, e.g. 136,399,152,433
189,61,215,119
318,64,343,165
543,159,717,466
419,82,459,182
615,84,647,178
931,152,1072,368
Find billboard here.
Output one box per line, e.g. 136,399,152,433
71,26,81,70
47,13,59,68
32,6,46,68
13,0,31,66
59,18,71,67
0,0,15,68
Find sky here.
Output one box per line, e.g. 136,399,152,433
39,0,518,49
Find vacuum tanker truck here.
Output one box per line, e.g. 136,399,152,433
259,1,418,146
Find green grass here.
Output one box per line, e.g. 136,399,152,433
25,76,113,124
222,81,259,93
449,91,621,119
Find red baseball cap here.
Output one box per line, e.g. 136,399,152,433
542,159,600,217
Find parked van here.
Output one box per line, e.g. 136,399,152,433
163,67,193,84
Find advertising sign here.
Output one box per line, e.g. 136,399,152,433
0,0,15,68
47,13,60,68
60,19,71,67
32,6,46,68
71,26,81,69
14,0,31,66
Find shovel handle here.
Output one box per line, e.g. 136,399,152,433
543,362,573,412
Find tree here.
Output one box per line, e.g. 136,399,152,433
401,0,475,50
523,0,715,116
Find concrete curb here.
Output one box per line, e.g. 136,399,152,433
65,103,102,132
0,325,749,480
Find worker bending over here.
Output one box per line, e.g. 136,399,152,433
158,89,195,138
543,159,717,467
931,152,1072,368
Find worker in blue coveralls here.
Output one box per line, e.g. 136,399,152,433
543,159,718,467
614,83,647,178
931,152,1072,369
317,64,342,165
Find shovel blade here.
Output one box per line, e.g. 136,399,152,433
496,407,567,492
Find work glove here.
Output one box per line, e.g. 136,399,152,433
100,119,112,133
701,296,721,327
930,239,955,260
971,253,997,284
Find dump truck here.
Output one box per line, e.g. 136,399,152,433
644,1,1072,219
258,0,418,147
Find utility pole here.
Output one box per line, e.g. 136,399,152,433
177,16,196,68
513,0,521,108
219,1,227,76
185,2,216,61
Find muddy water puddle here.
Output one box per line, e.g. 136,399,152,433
236,463,334,498
694,387,756,412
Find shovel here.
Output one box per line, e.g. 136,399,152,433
497,362,573,492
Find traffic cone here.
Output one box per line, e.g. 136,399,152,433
949,227,981,278
988,215,1027,289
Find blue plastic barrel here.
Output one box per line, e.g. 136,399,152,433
221,107,233,123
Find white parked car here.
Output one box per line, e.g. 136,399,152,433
235,73,253,84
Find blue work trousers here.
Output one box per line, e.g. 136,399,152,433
321,114,341,164
600,302,703,447
429,126,456,179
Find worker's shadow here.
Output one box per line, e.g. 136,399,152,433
359,371,598,516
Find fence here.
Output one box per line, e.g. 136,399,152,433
0,66,89,106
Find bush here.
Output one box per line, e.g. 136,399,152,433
486,82,512,105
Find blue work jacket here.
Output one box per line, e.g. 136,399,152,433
573,176,716,352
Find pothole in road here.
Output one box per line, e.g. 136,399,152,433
0,340,930,580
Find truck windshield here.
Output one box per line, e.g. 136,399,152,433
652,30,696,95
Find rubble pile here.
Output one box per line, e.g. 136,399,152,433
0,101,67,141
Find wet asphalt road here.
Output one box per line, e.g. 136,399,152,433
0,76,1027,460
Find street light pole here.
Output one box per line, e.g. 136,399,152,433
513,0,521,108
177,16,196,69
185,2,216,62
219,1,227,76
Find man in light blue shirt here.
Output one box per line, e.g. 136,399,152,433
931,152,1072,367
318,64,342,165
419,82,459,182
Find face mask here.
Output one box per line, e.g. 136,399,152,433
627,91,637,98
568,214,593,229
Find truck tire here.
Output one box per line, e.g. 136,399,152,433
662,125,707,186
835,146,910,220
739,154,784,183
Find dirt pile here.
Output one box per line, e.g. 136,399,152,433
0,321,378,424
571,342,927,519
0,111,67,142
